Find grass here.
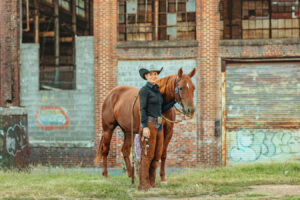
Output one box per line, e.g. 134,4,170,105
0,162,300,199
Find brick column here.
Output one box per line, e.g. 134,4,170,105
0,0,20,107
196,0,221,166
93,0,118,167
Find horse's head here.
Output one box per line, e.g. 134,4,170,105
175,68,196,117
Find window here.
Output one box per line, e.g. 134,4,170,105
221,0,300,39
118,0,196,41
76,0,86,18
22,0,93,90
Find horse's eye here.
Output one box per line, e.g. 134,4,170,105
179,87,183,91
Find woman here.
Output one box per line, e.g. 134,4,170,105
138,65,175,190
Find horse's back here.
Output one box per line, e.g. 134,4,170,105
102,86,141,131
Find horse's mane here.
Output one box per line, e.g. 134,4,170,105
156,74,177,102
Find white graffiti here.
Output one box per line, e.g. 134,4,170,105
6,122,27,157
229,129,300,162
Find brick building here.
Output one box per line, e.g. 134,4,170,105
1,0,300,168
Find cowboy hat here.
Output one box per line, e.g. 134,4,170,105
139,65,163,80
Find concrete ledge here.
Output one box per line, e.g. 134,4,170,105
0,107,27,115
30,140,94,148
116,40,198,48
220,38,300,46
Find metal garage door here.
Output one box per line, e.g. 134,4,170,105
223,62,300,165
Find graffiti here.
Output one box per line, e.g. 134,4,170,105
0,130,3,160
5,122,27,157
229,129,300,162
35,106,69,130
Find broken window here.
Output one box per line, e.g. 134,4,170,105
118,0,196,41
221,0,300,39
22,0,93,90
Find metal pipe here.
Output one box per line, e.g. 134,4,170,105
154,0,159,40
72,0,76,88
54,0,59,66
24,0,30,32
221,60,227,167
34,0,39,43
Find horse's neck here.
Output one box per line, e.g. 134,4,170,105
157,75,176,103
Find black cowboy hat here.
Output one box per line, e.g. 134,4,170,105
139,65,163,80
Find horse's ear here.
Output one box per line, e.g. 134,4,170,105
178,67,183,78
188,68,196,78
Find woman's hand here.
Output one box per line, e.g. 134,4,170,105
143,127,150,138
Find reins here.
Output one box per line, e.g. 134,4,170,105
162,114,182,123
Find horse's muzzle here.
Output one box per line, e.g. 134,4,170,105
184,106,195,117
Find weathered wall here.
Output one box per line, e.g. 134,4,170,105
93,0,118,167
228,129,300,164
220,39,300,58
20,36,95,167
116,60,197,167
197,0,221,166
0,107,29,169
220,40,300,165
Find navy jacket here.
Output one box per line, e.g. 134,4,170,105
139,82,176,128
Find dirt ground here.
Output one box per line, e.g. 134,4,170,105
145,184,300,200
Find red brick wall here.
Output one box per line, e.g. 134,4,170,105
196,0,221,166
30,147,95,167
0,0,20,107
93,0,118,167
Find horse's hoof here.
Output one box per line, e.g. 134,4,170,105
138,184,151,190
160,181,168,185
102,172,108,178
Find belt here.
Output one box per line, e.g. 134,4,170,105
148,116,162,127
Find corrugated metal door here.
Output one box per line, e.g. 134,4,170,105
224,62,300,164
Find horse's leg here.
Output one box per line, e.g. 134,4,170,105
160,121,174,184
101,125,115,178
122,132,132,177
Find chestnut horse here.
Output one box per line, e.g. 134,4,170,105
95,68,196,183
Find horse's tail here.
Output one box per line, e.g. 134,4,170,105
94,136,104,165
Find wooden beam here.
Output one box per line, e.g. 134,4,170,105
40,31,55,37
24,0,30,32
54,0,59,66
85,0,89,35
154,0,159,40
72,0,76,35
72,0,76,88
89,0,93,35
60,37,73,42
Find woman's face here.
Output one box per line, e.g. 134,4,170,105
145,71,158,84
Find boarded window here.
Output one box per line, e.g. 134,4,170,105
221,0,300,39
22,0,93,90
118,0,196,41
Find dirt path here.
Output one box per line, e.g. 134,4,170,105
144,184,300,200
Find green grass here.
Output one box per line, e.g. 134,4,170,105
282,197,300,200
1,162,300,199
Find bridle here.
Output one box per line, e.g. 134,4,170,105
174,76,184,108
162,76,186,124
